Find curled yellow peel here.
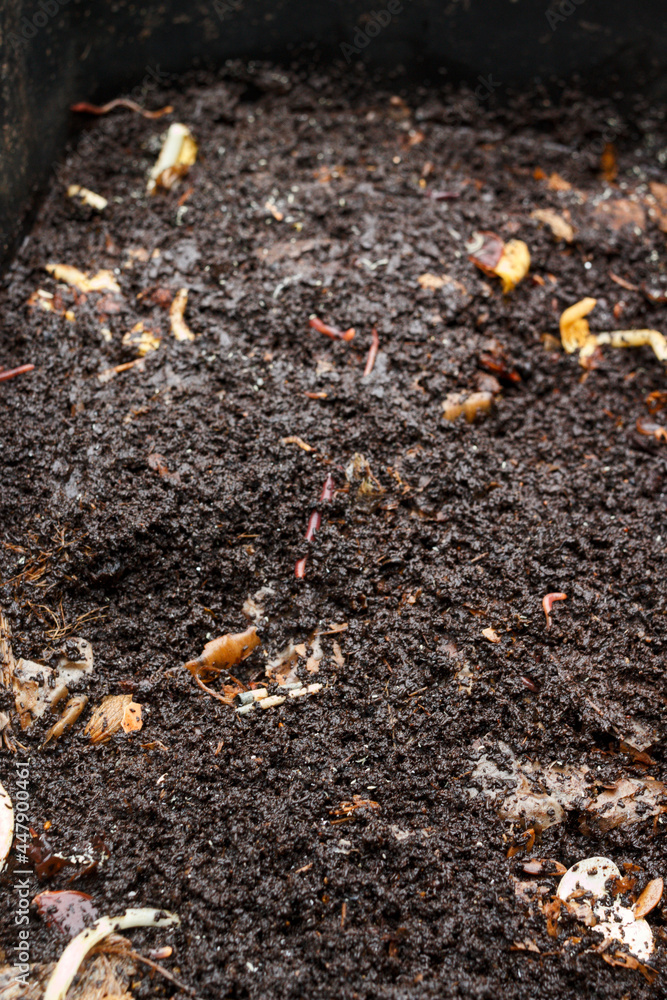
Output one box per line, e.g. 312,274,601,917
559,297,597,354
494,239,531,293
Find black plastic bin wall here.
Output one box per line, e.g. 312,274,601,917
2,0,667,266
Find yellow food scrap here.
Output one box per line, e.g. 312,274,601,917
494,240,531,293
170,288,195,342
560,298,667,366
45,264,120,294
122,322,161,356
443,390,494,423
147,123,198,193
598,329,667,363
559,297,597,354
67,185,108,211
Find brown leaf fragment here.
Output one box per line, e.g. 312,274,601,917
633,878,664,919
330,795,380,817
482,627,501,644
42,695,88,747
34,890,98,937
510,939,540,953
602,951,658,984
531,208,574,243
543,897,562,937
184,627,261,683
84,695,141,743
594,199,645,232
332,641,345,667
636,417,667,441
645,390,667,415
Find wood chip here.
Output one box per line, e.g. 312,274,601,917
281,436,314,451
594,199,646,232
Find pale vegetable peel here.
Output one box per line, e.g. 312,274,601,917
0,780,13,872
43,908,179,1000
493,239,531,293
147,123,198,193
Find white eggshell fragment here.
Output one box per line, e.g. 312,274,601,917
557,856,620,902
593,903,654,962
0,780,13,871
557,856,654,963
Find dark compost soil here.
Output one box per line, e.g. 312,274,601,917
1,62,667,1000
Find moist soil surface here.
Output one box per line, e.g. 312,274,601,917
1,62,667,1000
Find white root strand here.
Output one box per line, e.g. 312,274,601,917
44,907,179,1000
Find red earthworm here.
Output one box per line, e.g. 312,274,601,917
295,557,308,579
70,99,173,119
542,592,567,630
320,473,335,503
296,474,335,579
305,510,321,542
363,327,379,377
0,364,34,383
309,317,355,342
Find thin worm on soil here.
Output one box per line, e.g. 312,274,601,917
0,364,34,382
363,327,380,377
70,99,173,119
